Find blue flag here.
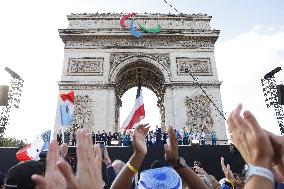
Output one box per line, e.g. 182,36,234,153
60,104,73,126
40,130,51,152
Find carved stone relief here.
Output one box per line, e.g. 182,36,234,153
109,53,170,73
70,95,95,131
67,58,104,76
185,95,213,132
176,58,212,76
64,37,215,49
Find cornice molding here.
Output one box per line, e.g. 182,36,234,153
59,35,217,49
59,29,220,36
67,13,212,19
58,81,114,90
58,80,222,90
165,81,222,88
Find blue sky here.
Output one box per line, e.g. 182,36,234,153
0,0,283,141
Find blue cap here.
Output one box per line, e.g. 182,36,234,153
137,166,182,189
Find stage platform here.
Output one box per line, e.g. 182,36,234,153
0,145,244,180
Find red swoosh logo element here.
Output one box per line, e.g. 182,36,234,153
120,13,137,29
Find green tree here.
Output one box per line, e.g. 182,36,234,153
0,137,27,148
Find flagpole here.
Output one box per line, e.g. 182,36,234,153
59,91,75,145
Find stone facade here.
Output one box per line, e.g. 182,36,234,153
54,13,227,142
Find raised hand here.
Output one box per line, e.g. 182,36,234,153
132,124,150,156
220,156,244,189
110,124,149,189
58,128,103,189
164,127,178,166
103,147,111,164
221,157,246,189
220,157,234,180
227,104,274,168
194,166,208,176
164,127,210,189
32,140,67,189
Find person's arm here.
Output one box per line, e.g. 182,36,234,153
227,104,274,189
244,176,273,189
111,124,149,189
103,148,116,187
220,157,243,189
207,175,221,189
164,127,209,189
194,166,220,189
265,131,284,182
106,166,116,187
220,157,235,183
175,168,209,189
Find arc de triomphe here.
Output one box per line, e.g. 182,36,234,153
54,13,227,142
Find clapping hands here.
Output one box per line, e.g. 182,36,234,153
227,104,274,168
32,128,103,189
227,104,284,181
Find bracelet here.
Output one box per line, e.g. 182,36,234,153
225,178,235,188
126,162,138,174
245,164,274,186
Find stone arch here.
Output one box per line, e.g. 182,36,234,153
55,13,227,142
110,55,168,130
109,53,171,84
114,61,166,100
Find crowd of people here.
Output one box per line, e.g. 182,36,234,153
57,126,219,147
1,104,284,189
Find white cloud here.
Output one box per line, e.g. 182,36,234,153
215,25,284,135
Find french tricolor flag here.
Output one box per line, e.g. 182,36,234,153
59,91,74,127
121,83,145,130
16,130,51,161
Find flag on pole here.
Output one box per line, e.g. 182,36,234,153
59,91,74,126
16,130,51,161
121,83,145,130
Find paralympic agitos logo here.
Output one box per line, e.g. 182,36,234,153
120,13,161,38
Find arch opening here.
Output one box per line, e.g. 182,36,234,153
120,87,160,131
114,61,166,131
